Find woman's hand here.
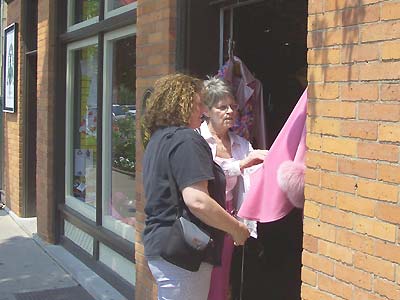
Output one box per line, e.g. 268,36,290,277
231,221,250,246
239,149,268,170
182,181,249,244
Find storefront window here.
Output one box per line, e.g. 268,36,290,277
66,39,99,220
102,27,136,241
68,0,99,28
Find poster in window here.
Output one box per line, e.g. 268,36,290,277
3,23,17,113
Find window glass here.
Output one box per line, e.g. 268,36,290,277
70,0,99,25
108,0,136,11
103,34,136,239
71,44,99,208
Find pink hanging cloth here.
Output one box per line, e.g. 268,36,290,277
238,88,307,222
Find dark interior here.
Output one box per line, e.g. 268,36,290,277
232,0,308,148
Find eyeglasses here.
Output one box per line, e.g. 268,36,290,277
215,103,239,112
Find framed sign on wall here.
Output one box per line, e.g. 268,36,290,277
3,23,18,113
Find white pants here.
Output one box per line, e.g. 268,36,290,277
148,258,213,300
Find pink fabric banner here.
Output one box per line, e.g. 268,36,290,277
238,89,307,222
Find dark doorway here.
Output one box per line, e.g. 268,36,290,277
24,0,38,217
228,0,308,148
183,1,308,299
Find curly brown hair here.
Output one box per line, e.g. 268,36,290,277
142,73,203,144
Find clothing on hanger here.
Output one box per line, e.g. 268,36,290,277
217,56,267,150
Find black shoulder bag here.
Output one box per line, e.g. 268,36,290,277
160,132,212,272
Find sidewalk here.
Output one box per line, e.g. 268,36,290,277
0,208,127,300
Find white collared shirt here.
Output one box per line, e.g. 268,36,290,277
198,122,259,237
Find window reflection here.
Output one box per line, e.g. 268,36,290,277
72,45,98,207
71,0,99,25
108,0,136,11
109,36,136,227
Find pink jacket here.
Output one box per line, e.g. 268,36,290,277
238,89,307,222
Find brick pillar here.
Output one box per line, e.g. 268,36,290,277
135,1,177,299
36,0,56,243
304,1,400,299
2,0,24,215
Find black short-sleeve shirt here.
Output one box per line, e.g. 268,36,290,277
142,126,226,265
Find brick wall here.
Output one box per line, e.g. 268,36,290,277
135,0,177,299
35,0,56,243
3,0,23,215
304,1,400,299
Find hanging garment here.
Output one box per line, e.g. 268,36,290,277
218,56,267,150
238,88,307,222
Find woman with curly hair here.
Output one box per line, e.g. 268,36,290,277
142,74,249,300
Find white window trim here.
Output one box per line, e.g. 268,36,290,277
65,36,99,221
67,0,99,32
105,0,137,19
102,25,136,241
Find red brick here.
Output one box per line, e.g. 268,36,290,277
304,200,321,219
340,83,379,101
302,250,335,275
374,278,400,300
308,101,356,118
357,179,398,203
361,21,400,42
308,0,324,14
301,285,336,300
341,120,378,140
358,142,399,162
306,151,338,171
377,164,400,184
302,267,317,286
381,2,400,21
304,186,337,206
325,0,359,11
354,252,395,280
359,103,400,121
354,214,397,242
337,194,375,217
320,206,353,229
303,218,336,242
322,137,358,156
382,41,400,60
325,65,359,82
375,241,400,264
335,262,372,290
336,228,375,255
353,288,387,300
381,84,400,101
307,117,341,136
308,83,339,99
359,62,400,81
375,203,400,224
342,5,380,26
318,273,353,299
318,240,353,264
308,11,342,31
378,124,400,143
303,234,319,253
338,158,377,179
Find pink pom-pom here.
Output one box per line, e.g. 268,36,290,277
277,160,305,208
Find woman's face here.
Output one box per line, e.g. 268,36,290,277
188,93,207,129
208,96,238,132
